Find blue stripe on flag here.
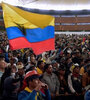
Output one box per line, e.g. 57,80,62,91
26,26,54,42
6,27,24,39
6,26,54,42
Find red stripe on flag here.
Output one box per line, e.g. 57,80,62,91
31,38,55,55
9,37,31,50
9,37,55,55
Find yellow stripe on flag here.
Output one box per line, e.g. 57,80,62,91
2,3,54,29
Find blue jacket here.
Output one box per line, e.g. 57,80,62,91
18,87,51,100
85,90,90,100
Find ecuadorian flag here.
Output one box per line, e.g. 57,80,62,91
2,3,55,55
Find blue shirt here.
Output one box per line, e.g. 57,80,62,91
18,87,51,100
85,90,90,100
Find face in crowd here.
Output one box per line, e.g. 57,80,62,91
73,66,80,74
46,64,53,74
29,78,40,89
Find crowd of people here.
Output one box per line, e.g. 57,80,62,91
0,32,90,100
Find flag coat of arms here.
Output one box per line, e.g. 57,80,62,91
2,3,55,55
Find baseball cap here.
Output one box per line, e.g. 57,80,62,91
24,70,39,80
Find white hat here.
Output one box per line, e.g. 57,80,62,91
17,64,24,69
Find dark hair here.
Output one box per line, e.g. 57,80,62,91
59,63,66,71
37,60,43,68
86,63,90,69
25,65,35,73
26,75,39,87
44,64,51,72
84,58,90,64
65,57,71,62
2,67,12,78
